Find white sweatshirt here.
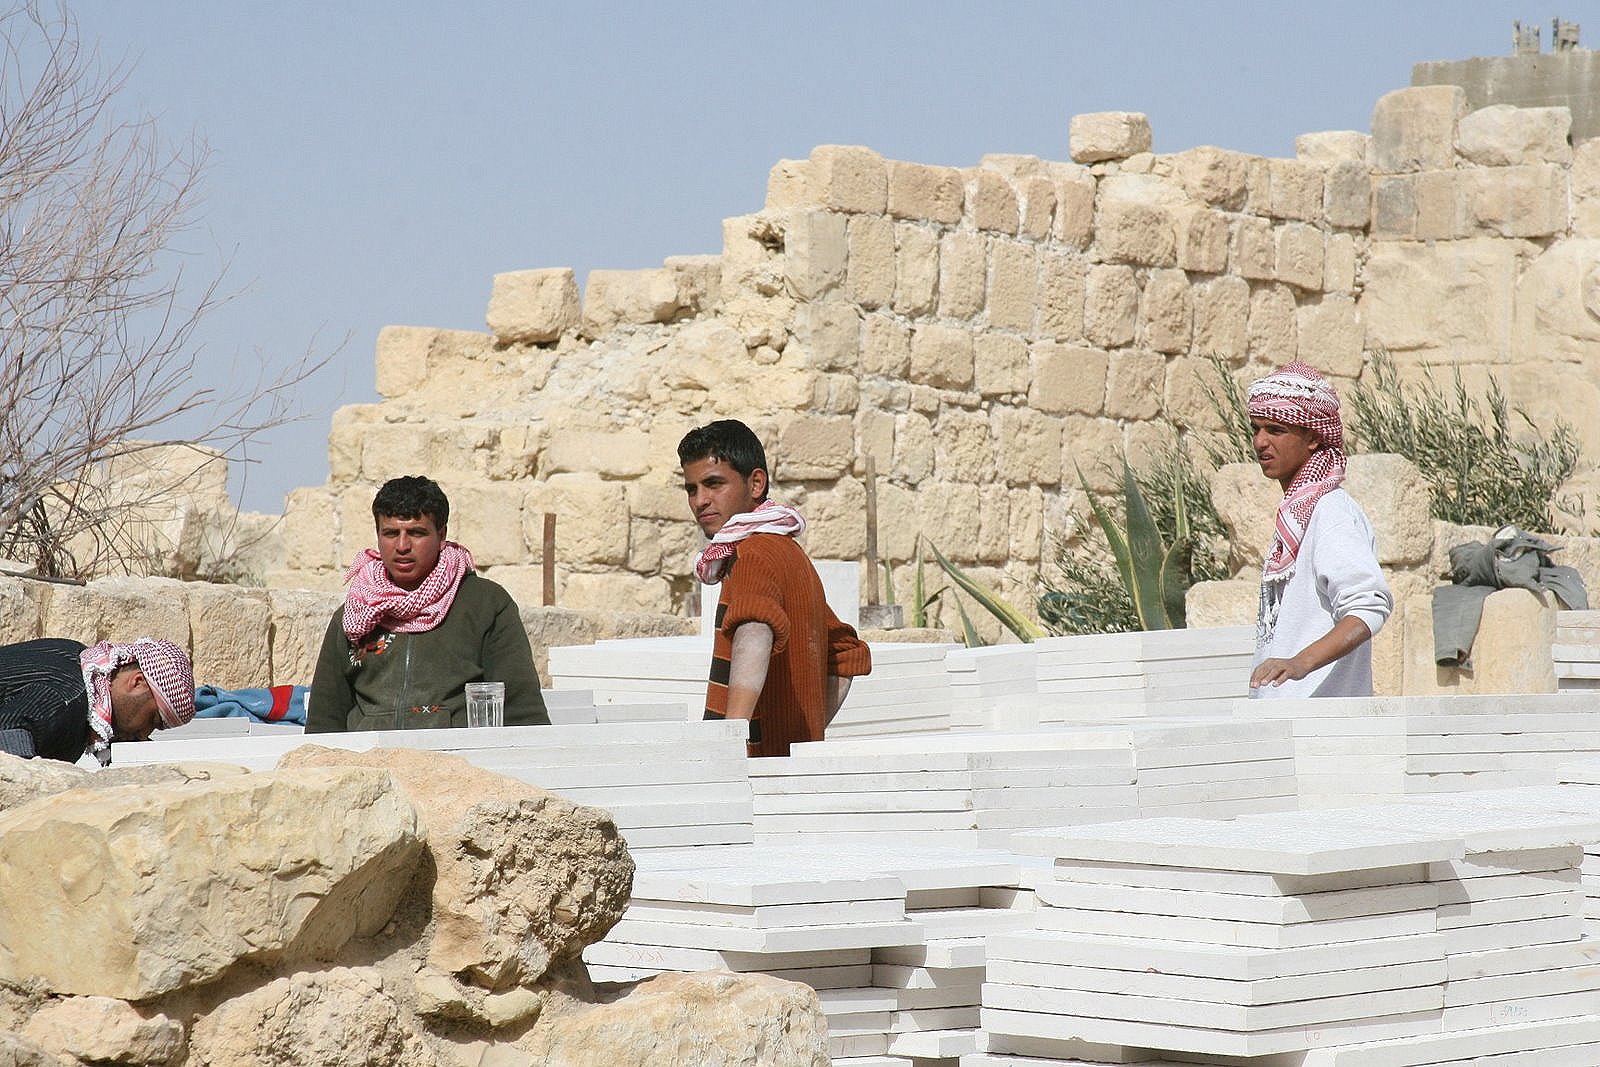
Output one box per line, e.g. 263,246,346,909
1251,488,1393,699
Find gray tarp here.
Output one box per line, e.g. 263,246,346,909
1433,526,1588,667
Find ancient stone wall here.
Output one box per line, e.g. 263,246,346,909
269,87,1600,637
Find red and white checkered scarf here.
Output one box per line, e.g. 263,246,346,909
693,500,806,585
342,541,475,642
1248,361,1347,581
80,638,195,765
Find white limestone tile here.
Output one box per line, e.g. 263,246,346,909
875,938,989,970
1243,802,1600,857
753,790,973,815
1051,860,1433,897
973,780,1142,804
1559,759,1600,785
1137,759,1297,786
1440,914,1583,955
751,769,974,793
1407,733,1600,755
975,1029,1195,1062
1134,738,1297,769
1470,1043,1600,1067
819,986,900,1014
978,1004,1444,1058
1141,797,1301,821
604,914,925,952
582,940,871,972
761,962,876,989
1036,879,1439,925
1435,868,1580,905
629,868,902,907
1436,889,1583,930
1428,785,1600,815
1135,777,1301,807
886,1027,979,1058
831,1033,894,1057
1445,962,1600,1006
1267,1016,1600,1066
827,1056,902,1067
984,930,1448,981
1440,990,1600,1034
1014,815,1464,875
873,964,986,990
1287,720,1410,737
963,1055,1186,1067
828,1009,895,1036
757,812,978,833
969,750,1139,772
1427,846,1583,881
750,751,977,775
512,764,748,792
983,979,1444,1032
623,896,906,929
622,825,756,849
980,807,1143,831
601,801,755,829
908,908,1036,939
890,1005,980,1031
986,956,1447,1006
1033,903,1436,948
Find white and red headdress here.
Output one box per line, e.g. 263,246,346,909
1247,361,1347,581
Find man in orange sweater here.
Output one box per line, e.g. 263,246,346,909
679,420,872,756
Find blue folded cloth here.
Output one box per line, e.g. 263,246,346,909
193,684,308,727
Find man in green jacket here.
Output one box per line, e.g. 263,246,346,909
307,476,549,732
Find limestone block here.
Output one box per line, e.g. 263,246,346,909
1030,347,1107,422
486,268,580,345
764,158,813,209
893,223,939,316
1096,199,1177,267
981,153,1050,179
1371,174,1418,237
783,210,848,300
335,484,379,566
893,412,935,484
1141,268,1191,354
1324,233,1357,293
373,325,433,399
1210,462,1278,572
188,967,434,1067
1038,251,1087,341
664,254,722,316
1324,160,1371,229
1175,206,1230,273
858,314,909,380
1019,175,1056,239
1233,215,1276,281
356,422,433,485
976,484,1010,563
910,323,975,389
809,145,887,214
1163,355,1228,432
559,572,671,615
519,971,828,1067
1009,486,1045,562
855,409,896,473
326,422,363,481
845,214,895,309
543,428,651,481
1064,416,1127,492
887,160,964,223
282,746,633,990
1359,239,1518,362
67,576,191,648
1275,222,1325,291
1247,285,1298,366
580,268,682,337
1463,164,1568,238
186,583,271,690
0,761,250,817
1344,454,1434,566
1511,239,1600,369
966,168,1020,234
802,479,868,559
1574,141,1600,238
22,997,184,1067
0,768,421,999
1457,104,1572,166
932,410,993,481
1261,160,1322,223
974,333,1030,397
1070,111,1152,163
1370,85,1467,173
993,410,1063,486
790,299,861,372
1295,130,1369,164
1170,146,1250,209
1122,417,1172,472
0,578,43,645
1104,348,1165,420
447,482,530,566
1083,265,1137,348
1415,170,1465,241
1370,599,1404,697
269,588,343,686
938,232,986,319
774,414,855,480
719,212,784,303
916,482,982,554
523,477,628,566
1052,169,1096,247
1185,579,1258,627
1475,589,1558,693
1192,276,1251,362
1295,295,1364,379
659,319,748,392
873,481,919,561
987,240,1040,332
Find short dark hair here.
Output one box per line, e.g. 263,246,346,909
678,419,769,479
372,475,449,530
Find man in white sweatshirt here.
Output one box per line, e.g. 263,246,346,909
1246,362,1393,698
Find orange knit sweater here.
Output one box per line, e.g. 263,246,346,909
703,533,872,756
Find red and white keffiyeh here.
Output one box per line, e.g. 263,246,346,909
693,500,806,585
80,638,195,766
1247,361,1348,581
342,541,475,642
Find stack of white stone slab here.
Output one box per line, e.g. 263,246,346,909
1554,610,1600,692
102,718,756,849
540,688,688,725
584,841,1037,1065
947,646,1039,730
986,800,1600,1065
1025,626,1254,722
1551,764,1600,938
829,641,961,738
1236,692,1600,808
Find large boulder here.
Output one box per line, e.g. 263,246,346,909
277,746,633,991
0,756,250,815
0,768,421,1000
519,971,829,1067
186,967,435,1067
0,1032,68,1067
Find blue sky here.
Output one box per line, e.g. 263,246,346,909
61,2,1518,511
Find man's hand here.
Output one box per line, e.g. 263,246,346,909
724,622,774,720
824,675,853,726
1249,656,1310,689
1251,616,1372,690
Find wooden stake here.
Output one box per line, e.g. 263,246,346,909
542,512,556,606
864,454,880,606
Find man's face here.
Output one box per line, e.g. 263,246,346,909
682,456,766,536
376,513,445,590
1251,419,1319,487
109,669,162,742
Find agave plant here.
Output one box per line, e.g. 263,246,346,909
927,542,1045,644
1077,458,1192,631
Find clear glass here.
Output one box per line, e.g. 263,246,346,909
464,681,505,728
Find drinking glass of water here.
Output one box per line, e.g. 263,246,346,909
465,681,505,728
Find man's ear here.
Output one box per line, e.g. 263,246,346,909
749,468,769,500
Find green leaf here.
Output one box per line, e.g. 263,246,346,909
912,537,927,628
880,559,896,607
952,594,984,648
1120,458,1170,630
928,542,1045,642
1078,464,1136,604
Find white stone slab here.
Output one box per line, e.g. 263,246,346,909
754,790,972,815
1436,869,1580,905
1037,879,1438,925
1245,802,1600,855
1436,889,1583,930
604,916,922,953
872,963,985,990
874,938,988,970
1428,846,1582,881
1053,859,1432,898
1034,902,1436,949
986,956,1447,1007
1440,914,1583,955
583,940,870,972
887,1027,978,1057
1445,962,1600,1006
623,897,905,929
1446,939,1600,981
